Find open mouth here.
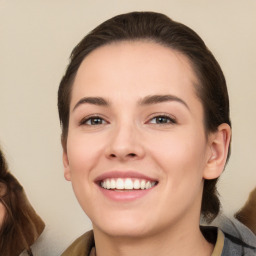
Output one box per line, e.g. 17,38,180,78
100,178,158,190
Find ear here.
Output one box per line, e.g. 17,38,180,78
63,151,71,181
203,123,231,179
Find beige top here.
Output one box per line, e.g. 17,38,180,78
61,229,225,256
211,229,225,256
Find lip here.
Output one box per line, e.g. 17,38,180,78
94,171,158,202
98,186,155,201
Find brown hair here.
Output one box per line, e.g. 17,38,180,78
58,11,231,222
0,148,45,256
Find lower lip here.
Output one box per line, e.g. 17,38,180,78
98,186,155,201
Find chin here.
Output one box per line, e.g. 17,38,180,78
92,212,155,238
96,224,151,238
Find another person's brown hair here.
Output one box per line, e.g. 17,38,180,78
58,11,231,222
235,187,256,235
0,148,45,256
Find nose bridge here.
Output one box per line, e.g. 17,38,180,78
106,117,144,160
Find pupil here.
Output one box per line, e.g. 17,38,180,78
157,117,167,123
92,118,102,125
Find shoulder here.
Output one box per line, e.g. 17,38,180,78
61,230,94,256
214,215,256,255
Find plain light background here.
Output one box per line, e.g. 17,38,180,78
0,1,255,255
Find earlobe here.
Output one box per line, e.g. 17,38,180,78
203,123,231,180
63,151,71,181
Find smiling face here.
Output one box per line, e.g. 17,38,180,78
63,41,223,238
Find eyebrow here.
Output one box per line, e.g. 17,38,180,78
139,94,190,110
72,94,189,112
72,97,109,111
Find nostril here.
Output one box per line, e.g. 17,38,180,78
107,151,139,160
128,153,136,157
109,153,136,158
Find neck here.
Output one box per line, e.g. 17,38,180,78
93,222,213,256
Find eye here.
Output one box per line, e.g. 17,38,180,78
148,115,176,125
80,116,107,126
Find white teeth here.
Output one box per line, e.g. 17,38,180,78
106,179,111,189
110,179,116,189
140,180,146,189
145,181,151,189
124,178,133,189
116,178,124,189
100,178,157,190
133,179,140,189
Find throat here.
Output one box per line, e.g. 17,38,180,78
92,224,214,256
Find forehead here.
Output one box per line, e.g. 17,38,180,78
71,41,200,105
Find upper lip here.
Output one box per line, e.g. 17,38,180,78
94,171,158,183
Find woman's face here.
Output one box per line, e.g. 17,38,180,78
64,41,216,238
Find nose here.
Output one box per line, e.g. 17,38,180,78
105,123,145,161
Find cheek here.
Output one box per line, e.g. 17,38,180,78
66,132,107,186
149,129,207,187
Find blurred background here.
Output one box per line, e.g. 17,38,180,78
0,1,255,255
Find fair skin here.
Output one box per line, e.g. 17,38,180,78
63,41,231,256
